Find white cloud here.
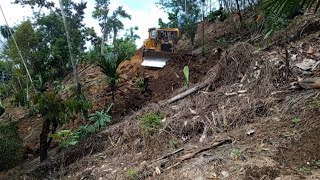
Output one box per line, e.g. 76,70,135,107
0,1,33,26
118,2,169,47
0,0,168,48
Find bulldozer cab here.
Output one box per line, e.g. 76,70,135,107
150,28,157,39
142,28,180,68
155,29,179,52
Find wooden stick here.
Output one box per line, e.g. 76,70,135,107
164,138,232,172
156,148,184,161
178,138,232,162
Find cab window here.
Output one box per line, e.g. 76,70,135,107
151,30,156,39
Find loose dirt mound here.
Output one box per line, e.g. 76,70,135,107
60,47,218,119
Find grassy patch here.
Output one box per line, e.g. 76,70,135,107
138,112,164,134
126,168,140,180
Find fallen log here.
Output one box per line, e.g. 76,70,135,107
165,65,220,104
167,82,210,104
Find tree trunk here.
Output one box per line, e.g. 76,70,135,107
47,121,58,148
185,0,187,14
222,0,231,13
101,17,107,55
113,28,117,44
235,0,243,24
285,28,290,81
0,4,35,92
58,0,81,98
40,120,50,162
202,5,205,56
112,90,115,103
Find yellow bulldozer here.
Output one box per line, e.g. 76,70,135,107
142,27,180,68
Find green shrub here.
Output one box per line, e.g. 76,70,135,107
138,112,164,134
89,110,111,130
308,99,320,109
76,124,96,138
76,110,112,139
49,130,79,148
134,78,145,92
208,8,228,22
126,168,140,180
0,122,23,171
13,90,27,107
67,93,93,118
231,148,241,159
292,117,300,127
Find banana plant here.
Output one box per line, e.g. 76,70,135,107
183,65,190,89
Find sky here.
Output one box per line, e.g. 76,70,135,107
0,0,169,47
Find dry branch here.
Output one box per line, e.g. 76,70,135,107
156,148,184,161
178,138,232,162
163,138,233,172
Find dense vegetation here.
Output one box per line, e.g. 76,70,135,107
0,122,23,171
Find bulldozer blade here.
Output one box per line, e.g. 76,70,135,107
142,51,171,68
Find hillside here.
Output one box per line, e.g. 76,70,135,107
1,9,320,180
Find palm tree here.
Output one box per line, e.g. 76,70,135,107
263,0,320,15
92,2,130,54
98,52,122,103
107,6,131,44
92,0,110,55
125,26,140,41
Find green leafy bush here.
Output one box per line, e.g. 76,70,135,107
49,130,79,148
208,8,228,22
13,90,27,107
76,110,112,139
33,92,69,124
89,110,112,130
67,94,93,116
138,112,164,134
0,122,23,171
76,124,96,138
